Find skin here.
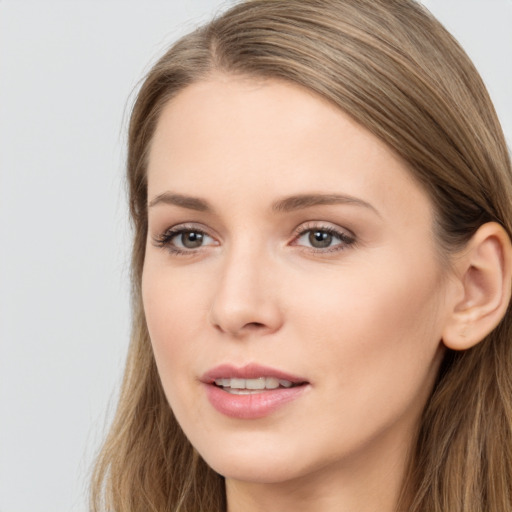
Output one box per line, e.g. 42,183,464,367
142,75,457,512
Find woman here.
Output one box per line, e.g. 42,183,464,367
91,1,512,510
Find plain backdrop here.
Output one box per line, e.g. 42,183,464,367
0,1,510,511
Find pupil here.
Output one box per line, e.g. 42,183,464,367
309,230,332,248
182,232,203,248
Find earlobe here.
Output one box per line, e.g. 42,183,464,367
442,222,512,351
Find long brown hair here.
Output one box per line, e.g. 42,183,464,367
91,1,512,510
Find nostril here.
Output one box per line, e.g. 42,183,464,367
245,322,266,330
212,321,265,333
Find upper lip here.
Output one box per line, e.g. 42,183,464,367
200,363,308,384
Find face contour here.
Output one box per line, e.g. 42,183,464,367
142,76,450,492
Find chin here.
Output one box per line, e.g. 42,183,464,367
207,457,304,484
194,435,326,485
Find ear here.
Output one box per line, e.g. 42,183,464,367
442,222,512,351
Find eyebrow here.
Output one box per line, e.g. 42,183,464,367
148,191,379,216
271,193,380,216
148,192,211,211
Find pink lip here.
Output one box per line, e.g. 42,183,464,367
200,363,309,420
201,363,306,383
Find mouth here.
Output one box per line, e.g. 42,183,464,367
213,377,304,395
201,364,309,419
202,363,308,387
201,363,309,395
202,364,310,419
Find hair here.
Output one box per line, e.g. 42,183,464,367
90,1,512,510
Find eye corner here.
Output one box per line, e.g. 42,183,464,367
151,223,219,256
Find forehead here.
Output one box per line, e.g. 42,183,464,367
147,75,432,227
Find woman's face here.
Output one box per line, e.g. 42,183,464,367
143,76,451,487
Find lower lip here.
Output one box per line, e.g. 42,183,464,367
204,383,308,419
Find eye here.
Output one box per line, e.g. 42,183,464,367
153,226,218,254
305,230,335,249
293,225,355,252
173,230,211,249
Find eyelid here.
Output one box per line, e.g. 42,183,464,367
291,221,355,238
290,221,356,251
151,220,356,256
152,222,219,254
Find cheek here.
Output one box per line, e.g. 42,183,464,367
267,258,445,469
141,261,205,381
142,269,210,438
285,251,445,406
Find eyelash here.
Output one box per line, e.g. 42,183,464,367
291,223,356,253
152,223,356,256
152,224,214,256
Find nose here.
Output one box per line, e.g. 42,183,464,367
208,244,283,338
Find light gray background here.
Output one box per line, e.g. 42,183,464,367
0,1,510,511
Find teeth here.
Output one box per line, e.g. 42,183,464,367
214,377,294,390
265,377,280,389
231,378,245,389
246,378,266,390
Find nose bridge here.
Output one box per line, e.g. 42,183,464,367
209,235,281,336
